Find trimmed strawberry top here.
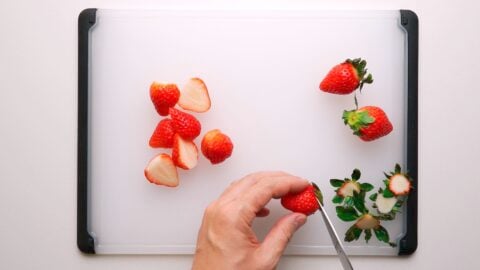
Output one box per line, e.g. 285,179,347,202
320,58,373,95
343,106,393,141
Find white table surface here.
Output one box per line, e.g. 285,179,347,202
1,0,479,269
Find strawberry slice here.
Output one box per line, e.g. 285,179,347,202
178,78,211,113
149,119,175,148
169,108,201,140
388,174,411,196
144,153,179,187
150,82,180,116
172,134,199,170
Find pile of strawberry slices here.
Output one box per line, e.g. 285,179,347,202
144,78,234,187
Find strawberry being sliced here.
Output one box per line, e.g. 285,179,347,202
281,183,323,216
172,134,199,170
144,153,179,187
319,58,373,95
201,129,234,164
178,78,211,113
150,82,180,116
169,108,201,140
149,119,175,148
343,106,393,141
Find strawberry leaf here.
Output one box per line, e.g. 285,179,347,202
351,169,361,180
369,193,378,201
374,225,390,243
336,206,359,221
383,188,395,198
360,183,374,192
353,191,367,214
395,163,401,174
330,179,344,187
332,195,344,204
365,229,372,243
344,197,354,207
345,224,362,242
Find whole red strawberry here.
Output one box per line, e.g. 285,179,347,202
149,119,175,148
281,184,323,216
319,58,373,95
169,108,201,140
201,129,234,164
150,82,180,116
343,106,393,141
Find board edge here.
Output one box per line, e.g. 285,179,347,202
398,9,419,256
77,8,97,255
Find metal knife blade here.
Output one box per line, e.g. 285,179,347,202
316,197,354,270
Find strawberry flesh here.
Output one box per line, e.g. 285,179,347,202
172,134,199,170
178,78,211,113
144,153,179,187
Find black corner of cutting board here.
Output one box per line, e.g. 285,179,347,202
77,8,97,254
398,9,418,256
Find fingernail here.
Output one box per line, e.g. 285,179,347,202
293,214,307,228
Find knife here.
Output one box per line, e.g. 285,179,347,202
315,196,354,270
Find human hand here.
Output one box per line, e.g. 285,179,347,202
192,172,310,270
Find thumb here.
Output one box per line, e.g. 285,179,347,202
259,213,307,260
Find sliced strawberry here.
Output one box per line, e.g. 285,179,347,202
201,129,234,164
169,108,201,140
172,134,198,170
149,119,175,148
150,82,180,116
355,214,380,230
375,194,398,214
388,174,411,196
144,153,179,187
178,78,211,113
337,181,361,198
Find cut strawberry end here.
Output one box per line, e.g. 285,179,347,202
337,181,361,198
355,214,380,230
178,78,211,113
375,194,398,214
172,134,198,170
388,174,411,196
144,153,179,187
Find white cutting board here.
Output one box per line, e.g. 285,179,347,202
86,9,408,255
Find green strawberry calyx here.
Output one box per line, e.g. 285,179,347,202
343,109,375,136
346,58,374,91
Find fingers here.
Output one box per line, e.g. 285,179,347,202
257,213,307,265
219,171,288,200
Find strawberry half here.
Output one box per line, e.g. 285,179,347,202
319,58,373,95
169,108,201,140
281,183,323,216
178,78,211,113
149,119,175,148
172,134,199,170
201,129,234,164
150,82,180,116
144,153,179,187
343,106,393,141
